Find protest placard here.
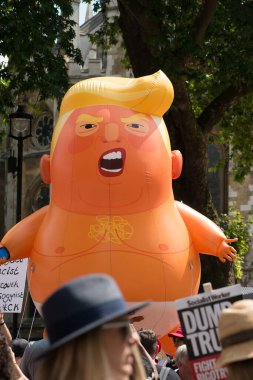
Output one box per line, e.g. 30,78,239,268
176,284,242,380
0,259,28,313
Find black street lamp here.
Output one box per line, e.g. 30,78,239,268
9,105,33,222
8,104,33,337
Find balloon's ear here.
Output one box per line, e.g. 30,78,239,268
40,154,51,184
172,150,183,179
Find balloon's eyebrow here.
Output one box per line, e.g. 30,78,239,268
76,114,103,124
121,114,149,123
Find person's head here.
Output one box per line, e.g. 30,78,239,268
37,274,148,380
216,299,253,380
175,344,193,380
225,360,253,380
168,325,185,349
0,333,14,380
11,338,28,365
137,328,158,359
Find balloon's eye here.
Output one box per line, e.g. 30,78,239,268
76,123,99,136
125,122,148,135
81,124,97,129
127,123,142,129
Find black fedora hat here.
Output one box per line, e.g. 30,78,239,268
37,274,149,358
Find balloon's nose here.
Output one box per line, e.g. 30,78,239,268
104,123,119,142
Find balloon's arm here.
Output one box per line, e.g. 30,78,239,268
176,201,237,263
0,205,49,263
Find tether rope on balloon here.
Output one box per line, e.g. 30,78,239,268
16,269,36,341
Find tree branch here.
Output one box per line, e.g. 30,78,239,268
198,84,252,133
117,1,159,76
117,0,159,36
191,0,217,45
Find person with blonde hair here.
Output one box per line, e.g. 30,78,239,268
36,274,148,380
216,299,253,380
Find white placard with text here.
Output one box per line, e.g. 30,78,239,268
0,259,28,313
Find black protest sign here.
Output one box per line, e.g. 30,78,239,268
176,284,242,380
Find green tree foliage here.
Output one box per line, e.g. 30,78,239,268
88,0,253,286
0,0,83,116
219,208,253,280
218,97,253,182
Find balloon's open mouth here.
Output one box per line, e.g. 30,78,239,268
99,148,125,177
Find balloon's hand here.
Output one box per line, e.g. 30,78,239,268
0,244,10,260
217,238,237,263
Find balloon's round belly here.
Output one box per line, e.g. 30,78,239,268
28,244,201,305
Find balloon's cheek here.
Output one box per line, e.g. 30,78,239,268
127,135,158,152
68,135,95,154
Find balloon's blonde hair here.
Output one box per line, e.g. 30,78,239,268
51,70,174,155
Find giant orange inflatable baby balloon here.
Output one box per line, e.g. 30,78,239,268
0,71,237,336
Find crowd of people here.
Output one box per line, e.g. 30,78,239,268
1,274,253,380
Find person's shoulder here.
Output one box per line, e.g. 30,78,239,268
33,339,48,345
25,339,49,355
156,364,180,380
168,368,181,380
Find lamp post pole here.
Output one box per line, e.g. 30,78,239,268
16,134,24,224
9,104,32,338
12,134,24,338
